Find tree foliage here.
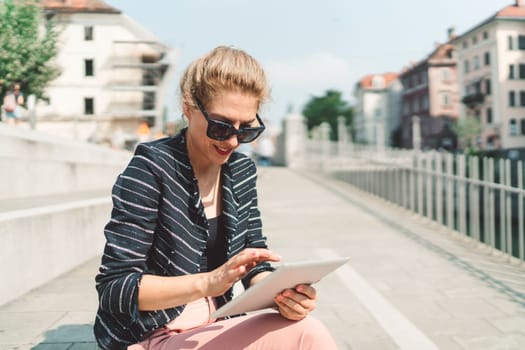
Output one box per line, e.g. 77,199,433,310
301,89,353,141
0,0,60,101
453,115,482,150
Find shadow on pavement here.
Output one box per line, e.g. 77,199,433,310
31,324,97,350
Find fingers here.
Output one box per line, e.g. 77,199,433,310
206,249,280,298
275,292,309,321
275,285,317,321
275,302,304,321
229,248,280,271
223,249,280,284
241,248,281,264
295,284,316,300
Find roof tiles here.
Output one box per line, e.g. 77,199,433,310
42,0,120,14
359,72,398,89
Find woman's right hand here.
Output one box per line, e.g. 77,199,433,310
205,248,280,297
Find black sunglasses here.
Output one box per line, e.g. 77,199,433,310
195,98,265,143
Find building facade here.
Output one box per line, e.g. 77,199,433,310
36,0,176,148
454,0,525,149
399,33,459,150
353,73,402,147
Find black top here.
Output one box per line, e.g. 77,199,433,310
200,215,227,272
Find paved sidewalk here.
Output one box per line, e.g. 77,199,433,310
1,167,525,349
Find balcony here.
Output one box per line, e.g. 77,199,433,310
461,92,485,108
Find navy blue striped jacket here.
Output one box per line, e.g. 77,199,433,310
94,129,273,349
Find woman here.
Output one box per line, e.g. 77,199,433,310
3,83,24,124
94,46,338,350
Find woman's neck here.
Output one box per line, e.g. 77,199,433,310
186,133,222,217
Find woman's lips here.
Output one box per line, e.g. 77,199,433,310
214,145,232,156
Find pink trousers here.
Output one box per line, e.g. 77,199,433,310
128,297,338,349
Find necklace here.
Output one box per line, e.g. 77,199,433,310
200,169,221,210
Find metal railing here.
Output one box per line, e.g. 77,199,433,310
304,141,525,263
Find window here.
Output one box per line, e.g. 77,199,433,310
375,108,382,118
521,119,525,135
483,31,489,40
423,94,429,110
521,91,525,106
509,64,515,79
486,107,493,124
403,101,409,114
84,97,94,115
472,35,478,45
442,93,450,106
441,68,450,81
509,35,514,50
473,56,480,70
510,118,518,135
484,52,490,66
84,59,94,76
485,79,491,95
519,35,525,50
509,91,516,107
84,26,93,41
474,81,481,94
463,41,468,49
464,60,470,73
520,64,525,79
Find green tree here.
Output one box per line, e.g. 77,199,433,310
0,0,60,102
301,89,353,141
453,115,482,151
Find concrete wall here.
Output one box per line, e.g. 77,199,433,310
0,124,131,306
0,199,111,306
0,124,130,200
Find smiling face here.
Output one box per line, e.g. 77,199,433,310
184,90,259,170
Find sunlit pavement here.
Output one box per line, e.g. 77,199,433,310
1,167,525,349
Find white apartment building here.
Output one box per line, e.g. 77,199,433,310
353,73,402,147
454,0,525,149
35,0,176,148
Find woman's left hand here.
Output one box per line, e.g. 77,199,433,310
274,284,317,321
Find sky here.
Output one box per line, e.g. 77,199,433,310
105,0,513,125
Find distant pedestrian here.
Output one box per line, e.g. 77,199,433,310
2,83,24,125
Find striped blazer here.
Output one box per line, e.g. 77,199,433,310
94,129,273,350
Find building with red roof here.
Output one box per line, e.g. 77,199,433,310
353,72,402,147
34,0,176,148
398,29,459,150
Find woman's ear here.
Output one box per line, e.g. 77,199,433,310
182,100,192,120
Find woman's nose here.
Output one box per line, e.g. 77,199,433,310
225,133,240,148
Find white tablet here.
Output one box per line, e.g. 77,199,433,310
211,256,349,319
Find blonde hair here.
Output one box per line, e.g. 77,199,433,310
180,46,269,110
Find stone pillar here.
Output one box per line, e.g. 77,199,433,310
320,122,331,157
337,116,347,156
412,115,421,151
319,122,331,169
284,113,307,168
376,119,385,154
